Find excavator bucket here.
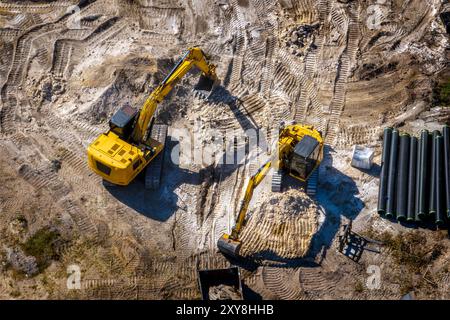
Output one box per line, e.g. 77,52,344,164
217,234,241,258
194,74,216,96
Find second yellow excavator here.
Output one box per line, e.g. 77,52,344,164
217,124,324,258
87,47,217,188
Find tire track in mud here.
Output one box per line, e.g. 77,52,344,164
326,4,360,145
1,0,122,135
17,161,98,239
79,252,229,299
262,267,303,300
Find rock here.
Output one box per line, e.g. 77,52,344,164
209,284,242,300
4,247,39,277
51,159,62,172
290,32,298,43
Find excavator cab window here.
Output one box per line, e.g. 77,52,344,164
109,105,138,139
289,135,320,180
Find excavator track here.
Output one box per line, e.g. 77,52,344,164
306,166,319,197
145,124,168,190
271,170,283,192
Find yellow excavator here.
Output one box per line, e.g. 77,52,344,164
217,124,324,258
87,47,218,188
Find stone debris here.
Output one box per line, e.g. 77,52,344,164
4,247,39,277
208,284,242,300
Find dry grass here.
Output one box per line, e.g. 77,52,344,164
21,228,62,272
380,231,445,273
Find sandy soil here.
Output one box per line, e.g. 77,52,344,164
0,0,449,299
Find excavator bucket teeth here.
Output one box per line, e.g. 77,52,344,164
194,75,215,93
217,235,241,258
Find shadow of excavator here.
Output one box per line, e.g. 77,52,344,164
306,145,366,263
104,135,244,222
207,86,259,132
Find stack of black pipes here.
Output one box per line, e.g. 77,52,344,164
377,126,450,226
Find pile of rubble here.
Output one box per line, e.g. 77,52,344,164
282,23,320,57
239,189,319,260
208,284,242,300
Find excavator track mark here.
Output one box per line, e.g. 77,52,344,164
145,124,168,190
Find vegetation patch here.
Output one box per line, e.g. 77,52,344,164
21,228,63,272
433,77,450,107
380,231,444,273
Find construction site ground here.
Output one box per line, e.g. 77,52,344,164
0,0,449,299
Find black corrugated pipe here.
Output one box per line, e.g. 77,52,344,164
427,132,433,216
386,129,399,218
436,135,445,225
429,130,440,216
377,128,393,215
444,125,450,219
415,136,422,221
407,137,418,222
396,133,410,221
418,129,430,220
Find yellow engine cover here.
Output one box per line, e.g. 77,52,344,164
87,131,162,185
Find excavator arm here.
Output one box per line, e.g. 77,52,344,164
230,160,272,238
218,160,273,257
229,140,294,238
132,47,217,143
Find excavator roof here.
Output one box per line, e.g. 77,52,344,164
294,135,319,159
110,105,138,128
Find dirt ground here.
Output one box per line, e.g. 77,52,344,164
0,0,449,299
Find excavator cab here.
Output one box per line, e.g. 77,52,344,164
109,105,138,140
288,135,322,181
